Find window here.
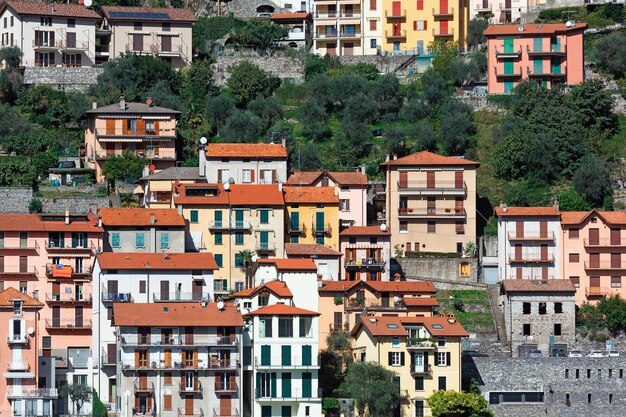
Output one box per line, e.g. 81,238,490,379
612,276,622,288
538,302,547,315
591,218,597,223
523,324,531,335
570,276,580,287
370,0,376,10
68,347,90,368
555,302,563,313
414,376,424,391
41,17,52,26
415,20,425,30
234,253,244,267
145,120,156,134
19,281,27,294
565,369,569,378
260,317,272,338
190,210,199,223
42,336,51,349
235,282,244,292
369,20,377,31
437,337,446,347
415,400,424,417
569,228,579,238
400,221,407,232
392,337,400,347
389,351,402,366
299,317,312,337
554,323,562,335
215,232,223,245
214,254,223,268
111,232,120,247
160,232,169,249
569,253,579,262
259,295,269,306
340,199,349,211
242,169,252,183
235,232,244,245
284,3,292,7
135,233,145,248
438,376,447,391
214,280,227,292
523,302,531,314
134,22,143,30
260,210,269,224
163,394,172,410
436,352,449,366
67,18,75,27
427,221,436,234
162,22,170,31
278,317,293,337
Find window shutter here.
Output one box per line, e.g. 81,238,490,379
50,31,55,46
250,169,255,183
400,352,405,366
72,234,78,248
346,199,350,211
446,352,451,367
135,350,139,367
388,352,393,365
154,120,160,135
271,373,277,398
164,394,172,410
423,352,429,369
413,21,417,30
256,373,261,397
424,20,427,30
215,372,221,386
411,352,415,368
193,350,198,367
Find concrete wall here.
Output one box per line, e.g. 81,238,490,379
23,67,103,92
397,257,478,283
464,356,626,417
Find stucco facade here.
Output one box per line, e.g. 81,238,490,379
313,0,368,56
339,225,391,281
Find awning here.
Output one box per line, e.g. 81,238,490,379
4,372,34,379
98,138,142,143
148,181,172,192
189,231,203,251
133,185,145,195
340,19,361,25
346,244,383,249
339,0,361,4
315,0,337,4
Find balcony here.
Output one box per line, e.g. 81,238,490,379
494,65,522,78
213,409,240,417
254,356,318,369
508,252,554,263
32,39,60,51
508,275,555,280
410,364,433,375
46,264,92,280
134,381,155,393
7,361,30,371
0,266,39,279
7,334,29,344
584,262,626,272
494,46,522,59
180,379,203,394
178,408,204,417
257,388,322,401
475,4,492,12
527,66,567,78
45,318,92,331
95,128,175,141
584,238,626,249
58,40,89,51
345,297,406,311
397,207,466,219
499,2,512,10
507,232,555,241
101,290,134,303
46,240,94,255
585,287,613,297
46,293,92,304
345,258,385,270
385,30,406,40
214,381,238,394
101,348,116,366
288,223,306,235
406,339,436,350
6,388,57,399
255,242,276,253
397,180,466,196
120,334,238,347
526,44,567,57
152,292,212,302
385,9,406,19
432,27,454,37
151,43,185,58
133,408,155,416
95,150,175,161
0,240,39,254
432,7,454,17
207,221,252,231
312,223,332,236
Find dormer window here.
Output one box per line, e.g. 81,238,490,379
13,300,22,316
258,295,269,307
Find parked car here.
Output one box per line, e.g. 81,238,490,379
608,350,620,357
527,349,543,358
550,348,567,357
587,350,606,358
568,350,583,358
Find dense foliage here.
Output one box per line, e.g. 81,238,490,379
428,390,494,417
577,295,626,335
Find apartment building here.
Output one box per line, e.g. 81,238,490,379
484,23,586,94
100,6,196,68
98,208,186,253
253,258,319,310
0,0,99,67
381,151,479,254
318,280,437,349
137,167,203,209
380,0,469,55
92,252,218,408
84,97,180,183
1,288,56,417
495,204,562,281
175,183,285,293
284,243,342,280
271,12,313,50
351,315,468,417
471,0,522,23
284,186,340,250
113,302,244,417
286,170,368,227
339,225,391,281
313,0,367,56
198,143,288,184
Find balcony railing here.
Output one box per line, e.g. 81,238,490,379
410,364,433,375
345,297,406,311
312,223,332,235
0,266,39,278
58,40,89,50
385,9,406,18
32,39,61,49
46,240,94,253
6,388,57,399
345,258,385,269
583,238,626,248
397,207,466,219
432,27,454,37
256,242,276,252
134,381,155,393
494,46,522,58
46,293,92,303
7,361,30,371
7,334,29,344
180,380,203,394
507,232,555,241
527,66,567,77
46,263,91,279
254,356,318,368
152,292,212,302
407,339,436,349
397,180,466,195
101,290,134,303
213,409,240,417
385,30,407,39
95,150,174,160
208,221,252,230
45,318,92,330
288,223,306,235
508,252,554,263
526,44,567,56
133,407,155,416
585,287,613,297
584,262,626,271
494,65,522,78
432,7,454,16
475,4,492,11
508,275,555,280
214,381,238,393
120,334,238,347
101,348,116,366
95,128,172,139
0,240,40,253
178,408,204,417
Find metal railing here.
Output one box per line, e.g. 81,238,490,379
255,242,276,252
152,292,212,302
254,355,316,368
432,27,454,36
385,30,407,38
0,239,40,252
7,334,29,344
101,348,116,366
385,9,406,18
46,293,92,303
133,407,155,416
586,286,612,297
95,128,164,138
7,361,30,371
213,409,240,417
120,334,238,347
508,251,555,262
584,262,626,270
432,7,454,15
208,220,252,230
584,238,626,247
397,180,466,193
526,44,567,55
312,223,332,235
288,223,306,234
101,288,134,303
527,65,566,76
0,266,38,277
507,232,555,240
134,381,155,393
494,46,522,56
397,208,466,217
214,380,238,392
494,65,522,77
178,408,204,417
45,318,92,330
410,364,433,374
6,388,57,399
345,258,385,268
180,379,202,393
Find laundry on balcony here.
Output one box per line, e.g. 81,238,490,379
51,264,72,278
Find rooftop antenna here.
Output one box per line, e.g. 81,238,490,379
563,10,575,26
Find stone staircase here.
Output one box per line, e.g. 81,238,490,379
487,284,507,344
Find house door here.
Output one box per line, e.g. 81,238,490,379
426,172,435,188
327,43,336,56
260,231,269,250
52,306,60,327
185,395,193,415
399,172,408,188
440,20,448,35
192,280,203,301
52,282,60,301
107,281,118,300
439,0,448,14
161,281,170,301
235,210,244,228
589,253,600,269
133,34,143,51
220,395,232,416
539,221,547,239
392,1,401,15
589,228,600,246
381,292,390,307
161,36,171,52
75,306,83,328
19,256,27,273
344,43,353,56
611,229,621,246
516,221,524,239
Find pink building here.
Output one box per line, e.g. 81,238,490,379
484,23,586,94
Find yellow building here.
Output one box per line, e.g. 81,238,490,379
174,183,285,293
351,315,468,417
284,186,340,251
381,0,469,54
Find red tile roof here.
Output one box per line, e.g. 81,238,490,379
113,302,243,326
352,315,469,337
340,226,391,236
98,208,185,227
205,143,287,158
501,279,576,293
561,210,626,226
484,23,587,36
0,214,45,231
174,183,284,206
245,303,320,316
495,206,561,217
318,280,360,292
286,171,368,186
0,287,43,308
271,11,311,20
284,243,341,257
2,0,100,18
233,280,293,298
97,253,218,270
365,281,437,294
257,258,318,271
101,6,197,22
403,297,439,307
380,151,479,167
0,214,102,232
283,186,339,204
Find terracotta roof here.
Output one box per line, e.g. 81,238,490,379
1,0,100,18
501,279,576,293
484,23,587,36
98,208,185,227
318,280,360,292
380,151,480,167
0,287,43,308
233,280,293,298
174,183,284,206
85,102,180,115
205,143,287,159
0,214,44,231
365,281,437,294
97,253,218,270
340,226,391,236
561,210,626,226
403,298,439,307
257,258,318,271
284,243,341,257
41,215,103,232
245,304,320,316
495,206,561,217
283,186,339,204
113,302,243,326
352,315,469,337
286,171,368,186
271,11,311,20
0,214,102,232
101,6,197,22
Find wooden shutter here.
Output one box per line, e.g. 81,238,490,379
163,394,172,410
540,221,547,238
106,119,115,135
416,0,423,9
611,253,621,268
154,120,160,135
388,352,393,365
516,267,522,279
400,352,405,366
424,20,427,30
515,222,524,239
540,244,548,261
19,256,27,273
399,172,407,189
611,229,621,246
66,32,76,48
541,267,548,279
515,244,522,260
135,350,140,367
50,31,55,47
426,172,435,188
107,343,116,364
193,350,198,367
590,276,600,288
250,169,255,183
454,171,463,189
589,228,600,246
590,253,600,268
137,119,146,136
446,352,451,367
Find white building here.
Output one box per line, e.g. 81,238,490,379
284,243,342,281
0,0,99,67
91,252,218,408
253,258,319,311
495,203,561,281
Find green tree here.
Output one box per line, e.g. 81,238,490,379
296,143,323,171
421,69,449,108
192,16,246,55
234,18,289,55
28,198,43,214
180,59,218,106
369,74,403,118
594,31,626,78
60,384,92,414
573,154,612,206
247,96,284,130
220,110,264,143
101,152,147,187
438,100,474,155
467,19,489,50
400,99,431,122
408,122,437,152
0,156,35,186
383,127,408,157
297,100,331,142
597,295,626,333
227,61,280,107
32,149,60,179
0,46,22,68
428,390,493,417
557,187,592,211
92,390,107,417
343,93,377,125
568,79,617,135
338,362,404,417
428,40,459,80
206,94,235,135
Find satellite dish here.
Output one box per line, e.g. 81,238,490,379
27,327,35,336
84,0,92,7
565,20,574,27
200,137,208,145
380,223,387,231
252,255,258,262
217,301,225,311
223,182,230,191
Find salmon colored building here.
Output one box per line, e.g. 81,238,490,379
484,23,586,94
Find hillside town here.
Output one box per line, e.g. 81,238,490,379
2,0,626,416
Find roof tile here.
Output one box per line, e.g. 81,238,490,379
501,279,576,293
3,0,100,18
284,243,341,257
174,183,284,206
286,171,367,186
205,143,287,158
484,23,587,36
245,304,320,316
353,315,469,337
340,226,391,236
97,252,218,270
380,151,479,167
233,280,293,298
101,6,197,22
257,258,318,271
495,206,560,217
98,208,186,227
283,186,339,204
0,287,43,308
113,302,242,326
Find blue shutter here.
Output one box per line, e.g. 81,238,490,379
160,233,169,248
111,232,120,247
260,210,269,224
135,233,144,248
215,232,223,245
281,345,291,366
302,372,312,398
214,254,223,268
261,345,271,366
190,210,198,223
302,345,312,366
281,373,291,398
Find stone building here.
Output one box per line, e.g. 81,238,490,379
500,279,576,357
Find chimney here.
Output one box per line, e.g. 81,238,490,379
91,100,97,110
65,210,70,225
150,213,156,225
146,97,153,107
360,164,366,174
499,200,504,207
385,154,390,162
278,182,283,192
554,200,560,212
281,137,286,148
119,96,126,111
393,154,398,160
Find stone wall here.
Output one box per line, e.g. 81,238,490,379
23,67,104,92
0,188,33,213
0,187,109,213
464,356,626,417
397,257,479,283
212,56,305,86
336,54,415,74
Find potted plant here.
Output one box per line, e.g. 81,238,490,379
334,295,343,305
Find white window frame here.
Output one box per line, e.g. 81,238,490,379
390,351,401,366
242,169,252,183
437,352,447,366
